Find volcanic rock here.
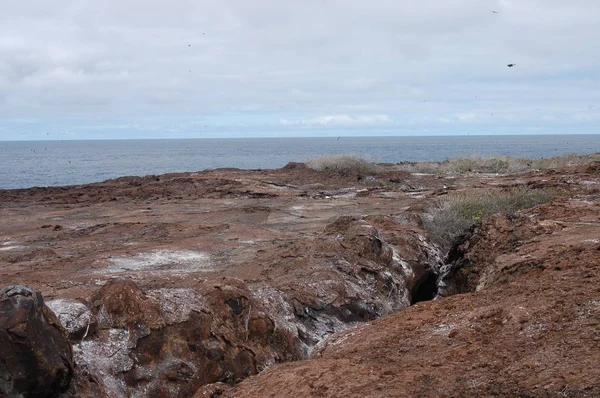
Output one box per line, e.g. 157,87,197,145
1,160,599,397
0,285,73,397
46,299,96,341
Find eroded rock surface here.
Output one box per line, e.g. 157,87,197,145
1,161,599,397
225,190,600,398
55,215,439,396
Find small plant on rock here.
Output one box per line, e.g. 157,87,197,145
306,155,378,176
423,187,559,253
398,153,600,175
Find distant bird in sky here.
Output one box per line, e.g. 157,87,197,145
491,10,499,13
507,64,516,67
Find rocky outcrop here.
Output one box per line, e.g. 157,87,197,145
0,285,73,397
4,162,597,397
272,215,442,349
438,212,563,295
223,195,600,398
53,216,442,397
69,278,302,397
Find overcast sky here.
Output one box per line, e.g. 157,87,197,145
1,0,599,140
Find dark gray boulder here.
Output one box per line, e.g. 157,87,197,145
0,285,74,397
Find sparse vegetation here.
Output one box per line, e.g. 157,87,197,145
399,153,600,175
423,187,559,253
306,155,378,175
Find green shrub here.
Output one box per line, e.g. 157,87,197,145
423,187,559,253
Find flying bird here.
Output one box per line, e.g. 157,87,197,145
507,64,516,67
491,10,499,13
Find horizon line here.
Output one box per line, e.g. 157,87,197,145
2,132,599,143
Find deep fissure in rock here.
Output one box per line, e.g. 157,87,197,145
411,271,439,304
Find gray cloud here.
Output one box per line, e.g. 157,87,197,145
0,0,599,139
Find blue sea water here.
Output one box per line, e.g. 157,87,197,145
1,135,599,189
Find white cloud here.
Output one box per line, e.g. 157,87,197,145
280,115,392,126
572,112,600,122
455,113,477,122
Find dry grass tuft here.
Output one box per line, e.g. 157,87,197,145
399,153,600,175
306,155,378,175
423,187,559,253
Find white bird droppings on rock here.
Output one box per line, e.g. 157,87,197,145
102,250,212,273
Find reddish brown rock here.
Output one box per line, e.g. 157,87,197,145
0,285,73,397
63,277,304,397
192,382,231,397
224,192,600,398
1,161,599,397
442,213,563,294
90,277,165,331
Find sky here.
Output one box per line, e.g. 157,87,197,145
0,0,599,140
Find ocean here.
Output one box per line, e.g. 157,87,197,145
1,135,599,190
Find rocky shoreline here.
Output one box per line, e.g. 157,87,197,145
1,161,599,397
